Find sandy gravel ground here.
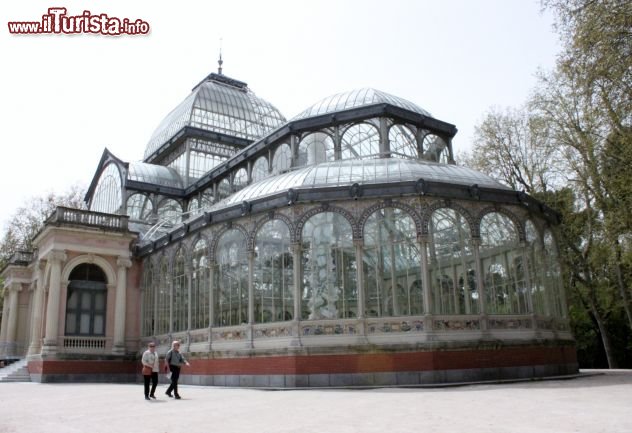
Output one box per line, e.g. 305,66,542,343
0,370,630,433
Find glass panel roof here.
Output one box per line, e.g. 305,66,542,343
210,158,510,211
128,161,183,188
292,88,432,120
144,79,286,160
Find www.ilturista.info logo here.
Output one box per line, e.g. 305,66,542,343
8,7,150,35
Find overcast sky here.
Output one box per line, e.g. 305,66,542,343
0,0,560,231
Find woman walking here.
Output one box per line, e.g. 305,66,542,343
164,340,190,399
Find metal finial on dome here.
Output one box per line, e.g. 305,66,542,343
218,38,223,75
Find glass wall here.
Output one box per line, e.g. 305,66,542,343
526,221,546,314
156,257,170,334
480,212,527,314
272,143,292,174
191,239,210,330
251,157,269,183
173,248,187,332
341,123,380,160
297,133,335,166
157,199,182,227
363,208,423,317
214,229,248,326
544,230,566,318
141,261,155,336
388,125,418,159
428,208,478,314
301,212,357,319
127,193,153,220
254,220,293,323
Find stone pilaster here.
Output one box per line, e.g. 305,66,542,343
42,250,67,355
112,256,132,355
27,261,46,357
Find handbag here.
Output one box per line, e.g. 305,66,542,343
142,365,152,376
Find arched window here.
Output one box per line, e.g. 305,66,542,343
297,132,335,166
254,220,293,323
301,212,356,320
428,208,478,314
341,123,380,160
187,198,201,217
217,178,231,200
251,156,269,182
91,163,122,213
65,263,107,336
201,188,214,209
363,208,422,317
272,143,292,174
141,260,155,336
191,239,210,330
214,229,248,326
172,248,187,332
388,125,418,159
480,212,526,314
157,199,182,227
127,193,153,220
544,230,565,318
232,168,248,192
156,257,169,334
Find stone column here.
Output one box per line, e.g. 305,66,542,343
291,243,302,322
5,283,21,357
42,250,66,354
112,256,132,355
0,289,9,354
27,261,46,356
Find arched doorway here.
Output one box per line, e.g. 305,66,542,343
64,263,107,336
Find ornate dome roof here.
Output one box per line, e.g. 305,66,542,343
144,73,286,161
292,88,432,120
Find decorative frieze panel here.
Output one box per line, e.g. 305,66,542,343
189,330,208,343
212,328,246,341
253,325,293,338
433,319,480,331
488,318,532,330
536,319,554,330
301,322,357,336
367,319,424,334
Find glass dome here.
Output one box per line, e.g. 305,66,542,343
128,162,183,189
144,75,287,161
212,158,510,210
292,88,432,120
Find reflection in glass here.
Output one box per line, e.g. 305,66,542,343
214,229,248,326
363,208,423,317
422,134,449,163
428,208,478,314
254,220,293,323
301,212,356,320
141,261,155,336
544,230,565,318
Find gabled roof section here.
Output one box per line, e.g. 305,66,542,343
84,148,128,204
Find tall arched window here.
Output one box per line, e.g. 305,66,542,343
251,156,269,182
217,179,231,200
127,193,153,220
388,125,418,159
191,239,210,330
214,229,248,326
480,212,526,314
272,143,292,174
141,260,155,336
254,220,293,323
301,212,356,320
91,163,122,213
341,123,380,160
173,248,187,332
297,132,335,166
157,199,182,227
363,208,423,317
526,221,545,314
421,134,449,163
65,263,107,336
544,230,565,318
187,198,201,217
156,257,170,334
428,208,478,314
